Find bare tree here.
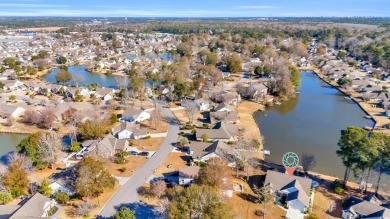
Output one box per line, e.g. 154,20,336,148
7,152,34,174
156,198,169,219
234,138,256,180
301,153,317,173
184,101,198,124
39,108,56,129
75,202,95,217
37,132,60,168
23,109,41,125
253,184,272,219
150,180,167,198
72,74,85,87
3,116,15,127
50,98,62,108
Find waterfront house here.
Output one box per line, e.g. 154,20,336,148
112,121,148,140
264,170,312,213
121,108,151,123
342,195,390,219
95,88,115,101
1,79,24,91
210,110,239,125
77,134,130,159
0,105,26,119
195,122,238,142
178,166,200,186
190,140,235,165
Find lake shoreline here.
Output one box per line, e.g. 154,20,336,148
298,67,378,128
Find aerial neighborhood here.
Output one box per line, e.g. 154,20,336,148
0,15,389,219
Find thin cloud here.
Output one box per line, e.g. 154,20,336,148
0,3,68,8
236,5,277,9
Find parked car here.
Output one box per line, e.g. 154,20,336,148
138,151,149,156
129,151,138,155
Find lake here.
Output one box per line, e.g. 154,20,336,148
255,71,389,190
0,133,27,162
44,65,123,89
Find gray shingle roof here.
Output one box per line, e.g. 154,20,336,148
10,193,52,218
264,170,312,207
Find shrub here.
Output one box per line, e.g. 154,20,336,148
0,191,13,204
142,135,151,139
48,206,58,216
202,123,210,128
118,167,127,172
54,192,70,204
308,213,320,219
115,151,129,164
69,142,82,152
334,186,344,195
110,114,118,124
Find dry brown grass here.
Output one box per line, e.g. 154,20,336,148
140,120,168,134
57,185,121,219
154,152,189,177
107,156,148,177
237,101,264,158
129,137,165,151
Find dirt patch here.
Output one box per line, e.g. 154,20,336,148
107,156,148,177
140,120,168,134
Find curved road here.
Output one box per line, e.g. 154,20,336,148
98,105,180,218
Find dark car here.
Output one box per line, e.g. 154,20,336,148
129,151,138,155
138,151,149,156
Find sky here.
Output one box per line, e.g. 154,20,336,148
0,0,389,17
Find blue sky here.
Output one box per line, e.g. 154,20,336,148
0,0,389,17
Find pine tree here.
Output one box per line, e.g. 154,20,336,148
40,178,53,197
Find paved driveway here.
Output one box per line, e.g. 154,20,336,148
285,208,304,219
98,105,180,218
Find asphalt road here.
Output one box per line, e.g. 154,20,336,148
98,105,180,218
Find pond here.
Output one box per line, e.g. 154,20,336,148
44,65,124,89
255,71,389,190
0,133,27,162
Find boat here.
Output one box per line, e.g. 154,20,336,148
261,149,271,155
364,115,372,119
344,97,352,100
364,126,373,131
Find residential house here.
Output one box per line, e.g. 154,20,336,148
214,102,235,112
196,122,238,142
264,170,312,213
5,192,57,218
210,110,239,125
190,140,235,165
194,98,212,111
121,108,150,123
221,91,241,105
342,195,390,219
112,122,148,139
178,166,200,186
77,134,130,159
248,83,268,100
0,105,26,119
95,88,115,101
1,80,24,91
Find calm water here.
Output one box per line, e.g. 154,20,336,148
44,65,122,89
255,71,389,187
0,133,26,162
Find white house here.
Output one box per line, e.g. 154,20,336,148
194,98,212,111
121,108,151,123
49,181,74,196
95,88,115,101
214,102,235,112
178,166,200,186
342,196,390,219
112,122,149,139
